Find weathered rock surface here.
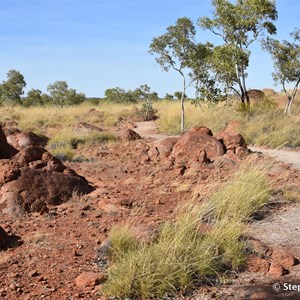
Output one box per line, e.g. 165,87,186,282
5,131,46,150
0,139,94,217
119,128,141,141
75,271,105,289
171,126,225,164
73,122,104,132
148,137,178,161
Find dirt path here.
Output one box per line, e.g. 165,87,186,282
250,146,300,170
134,121,178,141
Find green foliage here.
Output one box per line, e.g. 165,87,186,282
47,80,86,107
104,84,158,104
149,17,203,131
0,70,26,105
164,93,174,100
139,102,156,121
104,87,136,103
198,0,278,104
102,164,270,299
23,89,48,107
263,28,300,114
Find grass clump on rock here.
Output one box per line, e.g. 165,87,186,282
102,163,271,299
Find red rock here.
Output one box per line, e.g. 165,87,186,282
0,146,94,217
190,126,213,136
73,122,104,132
13,146,47,166
246,255,270,273
0,167,94,216
6,131,45,150
247,238,271,257
119,129,141,141
236,146,249,159
0,127,18,159
269,262,284,277
171,129,225,164
2,120,18,128
148,137,178,160
0,160,21,185
75,271,105,289
271,248,295,269
216,130,247,151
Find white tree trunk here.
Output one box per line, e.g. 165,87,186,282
180,75,186,132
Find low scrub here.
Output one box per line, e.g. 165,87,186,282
102,164,270,299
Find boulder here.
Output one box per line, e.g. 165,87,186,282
271,248,296,270
148,137,178,160
248,89,265,100
6,131,47,150
216,130,247,152
0,146,94,217
171,127,225,164
0,127,18,159
190,126,213,136
0,167,94,216
75,271,105,289
246,254,270,273
73,122,104,132
119,128,141,141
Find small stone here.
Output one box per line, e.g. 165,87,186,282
29,270,40,277
246,255,270,273
75,271,106,289
269,262,284,277
271,248,295,270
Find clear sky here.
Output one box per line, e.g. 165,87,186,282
0,0,299,98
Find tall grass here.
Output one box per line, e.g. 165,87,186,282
154,100,300,148
0,102,140,134
102,163,271,299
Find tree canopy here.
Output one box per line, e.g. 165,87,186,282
0,70,26,105
198,0,278,107
263,28,300,115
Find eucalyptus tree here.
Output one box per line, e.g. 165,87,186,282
0,69,26,105
149,17,197,131
198,0,277,108
263,29,300,115
47,81,86,107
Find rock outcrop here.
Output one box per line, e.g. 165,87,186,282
171,126,226,165
0,127,94,217
119,128,141,141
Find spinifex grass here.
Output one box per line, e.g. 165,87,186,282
102,163,271,299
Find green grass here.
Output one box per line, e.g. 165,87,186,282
48,129,116,161
101,163,271,299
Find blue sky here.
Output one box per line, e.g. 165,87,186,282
0,0,299,97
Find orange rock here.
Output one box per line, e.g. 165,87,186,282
246,254,270,273
75,271,106,289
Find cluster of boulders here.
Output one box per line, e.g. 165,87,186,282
147,125,249,167
0,126,94,218
246,238,297,277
